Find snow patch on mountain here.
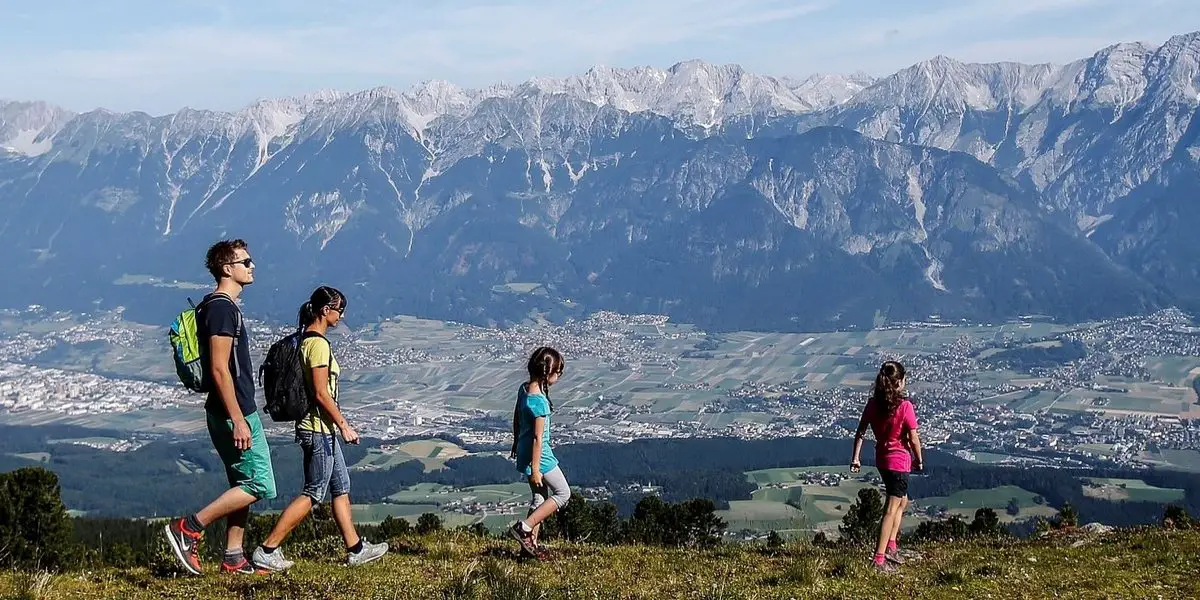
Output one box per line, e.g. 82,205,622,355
525,60,825,128
784,72,877,109
1,128,53,156
0,100,75,156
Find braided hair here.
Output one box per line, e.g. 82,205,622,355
870,360,907,415
526,346,565,411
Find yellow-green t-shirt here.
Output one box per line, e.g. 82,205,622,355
297,335,339,434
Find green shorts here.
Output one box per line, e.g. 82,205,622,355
206,411,277,500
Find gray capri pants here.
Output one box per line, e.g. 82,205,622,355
528,466,571,512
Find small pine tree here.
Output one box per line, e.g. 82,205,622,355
677,498,726,549
969,507,1002,537
914,515,969,542
416,513,443,535
1057,502,1079,529
839,488,885,546
1034,516,1052,534
626,496,674,546
587,501,623,545
544,492,593,542
378,515,413,539
0,467,76,570
1006,497,1021,516
456,523,489,538
1161,505,1193,530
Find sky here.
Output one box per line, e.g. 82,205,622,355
3,0,1200,115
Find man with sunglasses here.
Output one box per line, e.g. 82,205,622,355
163,239,277,576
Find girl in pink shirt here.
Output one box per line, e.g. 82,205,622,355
850,360,924,572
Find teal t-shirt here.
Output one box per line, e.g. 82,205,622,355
515,384,558,476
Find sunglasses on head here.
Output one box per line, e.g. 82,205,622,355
225,258,254,268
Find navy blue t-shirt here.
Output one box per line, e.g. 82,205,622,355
197,293,256,418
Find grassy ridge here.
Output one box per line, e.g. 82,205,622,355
3,529,1198,599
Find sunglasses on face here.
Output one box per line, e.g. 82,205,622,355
225,258,254,268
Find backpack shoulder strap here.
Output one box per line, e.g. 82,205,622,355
201,293,243,337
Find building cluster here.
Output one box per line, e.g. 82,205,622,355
0,306,1196,472
0,362,193,415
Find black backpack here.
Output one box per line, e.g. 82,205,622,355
259,331,325,422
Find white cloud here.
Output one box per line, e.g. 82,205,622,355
1,0,1197,113
28,1,832,79
847,0,1113,46
2,0,841,112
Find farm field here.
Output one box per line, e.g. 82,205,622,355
386,482,528,508
745,465,855,486
1139,448,1200,472
1081,478,1186,503
738,466,1069,534
352,439,470,473
917,486,1058,523
714,500,808,534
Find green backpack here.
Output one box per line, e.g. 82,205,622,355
169,298,205,392
168,295,243,393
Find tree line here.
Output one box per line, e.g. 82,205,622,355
6,464,1200,573
2,425,1197,530
1,467,729,571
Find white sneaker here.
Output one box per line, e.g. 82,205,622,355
251,546,294,572
347,539,388,567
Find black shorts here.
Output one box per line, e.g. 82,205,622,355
879,469,909,498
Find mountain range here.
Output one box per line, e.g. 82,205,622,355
1,32,1197,330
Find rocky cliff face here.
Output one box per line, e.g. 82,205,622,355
1,34,1194,329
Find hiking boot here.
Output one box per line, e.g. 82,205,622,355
886,549,906,565
221,557,268,575
873,559,898,574
252,546,295,572
162,518,203,576
508,522,538,556
347,540,389,567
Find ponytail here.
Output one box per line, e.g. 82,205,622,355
297,300,317,331
297,285,347,330
870,360,907,415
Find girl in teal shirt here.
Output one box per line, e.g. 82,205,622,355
509,346,570,558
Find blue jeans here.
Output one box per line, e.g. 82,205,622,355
297,430,350,504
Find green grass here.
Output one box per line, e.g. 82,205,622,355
1142,449,1200,473
3,529,1198,599
386,483,528,507
746,465,853,485
351,504,440,523
716,500,808,532
751,487,805,504
918,486,1057,523
385,483,453,504
1082,478,1186,503
919,486,1040,511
